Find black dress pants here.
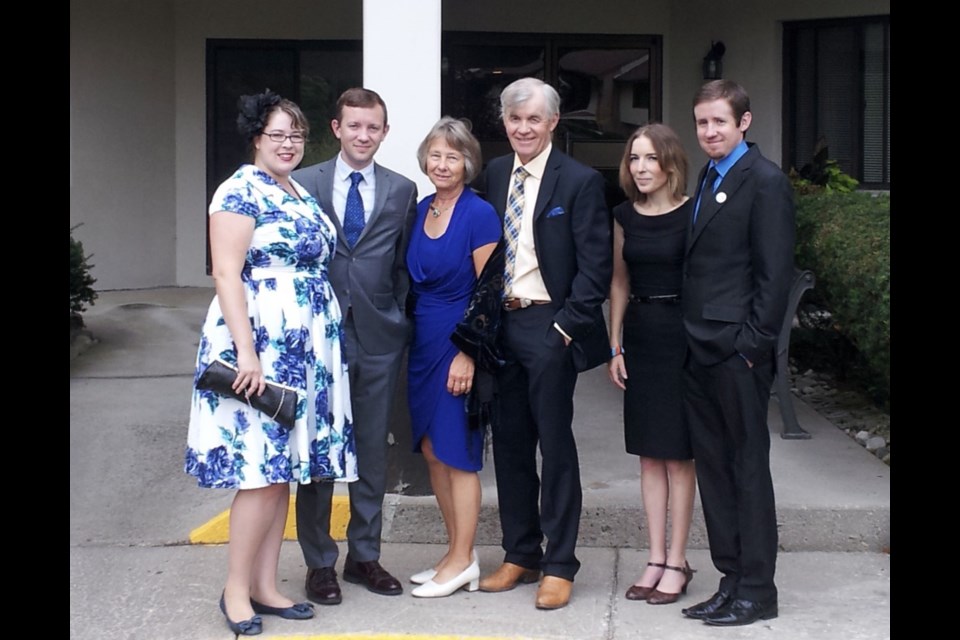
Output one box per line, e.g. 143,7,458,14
683,353,779,603
492,303,582,581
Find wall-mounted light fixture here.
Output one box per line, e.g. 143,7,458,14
702,41,726,80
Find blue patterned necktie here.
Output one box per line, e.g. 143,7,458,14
344,171,366,247
503,166,529,295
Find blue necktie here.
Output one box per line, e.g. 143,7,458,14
344,171,366,247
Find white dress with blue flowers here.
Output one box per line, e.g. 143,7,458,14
185,164,357,490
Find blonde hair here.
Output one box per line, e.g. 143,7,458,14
416,117,483,183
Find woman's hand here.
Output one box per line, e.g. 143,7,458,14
608,354,627,390
232,348,266,398
447,351,475,396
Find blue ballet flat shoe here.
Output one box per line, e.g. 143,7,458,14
250,598,315,620
219,592,263,635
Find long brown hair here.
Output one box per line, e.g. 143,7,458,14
618,123,688,204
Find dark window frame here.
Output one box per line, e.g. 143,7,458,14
204,38,362,274
442,31,662,209
782,15,890,189
441,31,663,132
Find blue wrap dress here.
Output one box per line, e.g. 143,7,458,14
406,188,502,471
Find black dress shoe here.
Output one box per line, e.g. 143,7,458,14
305,567,342,605
343,556,403,596
681,590,733,619
703,598,778,626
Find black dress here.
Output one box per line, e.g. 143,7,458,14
613,199,693,460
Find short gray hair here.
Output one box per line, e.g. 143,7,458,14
499,77,561,119
416,116,483,183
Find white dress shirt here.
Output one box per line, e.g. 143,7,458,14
332,154,376,225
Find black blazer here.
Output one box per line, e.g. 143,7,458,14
477,147,612,371
682,144,796,367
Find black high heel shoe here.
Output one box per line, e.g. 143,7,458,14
250,598,315,620
647,562,696,605
219,592,263,636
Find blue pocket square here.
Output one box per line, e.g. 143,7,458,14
546,206,566,218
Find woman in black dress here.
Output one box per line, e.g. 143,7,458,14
608,123,696,605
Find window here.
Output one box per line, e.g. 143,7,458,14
783,16,890,188
442,32,662,207
205,39,362,272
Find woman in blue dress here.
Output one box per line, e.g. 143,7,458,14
184,91,356,634
406,117,501,598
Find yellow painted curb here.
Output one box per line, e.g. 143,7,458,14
189,494,350,544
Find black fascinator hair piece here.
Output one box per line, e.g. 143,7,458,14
237,89,283,141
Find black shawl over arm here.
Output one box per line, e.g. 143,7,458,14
450,239,506,430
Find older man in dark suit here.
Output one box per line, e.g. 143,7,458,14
680,79,795,626
475,77,611,610
292,88,417,603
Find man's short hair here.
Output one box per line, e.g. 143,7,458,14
335,87,389,125
499,77,561,119
693,80,751,126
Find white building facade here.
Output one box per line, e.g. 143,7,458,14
70,0,890,290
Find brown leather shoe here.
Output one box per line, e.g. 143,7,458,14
342,556,403,596
478,562,541,593
625,584,656,600
647,562,695,605
535,575,573,610
305,566,342,605
624,561,666,601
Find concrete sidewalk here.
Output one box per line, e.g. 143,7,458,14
69,287,890,640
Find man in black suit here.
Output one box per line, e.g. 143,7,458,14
292,88,417,603
680,80,795,626
475,77,611,610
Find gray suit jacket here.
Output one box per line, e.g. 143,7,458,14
293,157,418,355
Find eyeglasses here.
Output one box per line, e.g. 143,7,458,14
263,131,306,144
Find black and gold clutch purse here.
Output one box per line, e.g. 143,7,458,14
197,358,298,429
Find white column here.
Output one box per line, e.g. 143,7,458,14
363,0,441,199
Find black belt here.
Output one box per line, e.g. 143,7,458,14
503,298,550,311
629,294,681,304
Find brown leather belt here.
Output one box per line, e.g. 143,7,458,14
503,298,550,311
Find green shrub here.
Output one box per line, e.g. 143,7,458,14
70,225,98,326
789,141,860,195
794,190,890,407
790,160,859,195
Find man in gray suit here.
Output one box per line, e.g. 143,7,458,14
292,87,418,603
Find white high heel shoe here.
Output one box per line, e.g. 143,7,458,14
410,568,436,585
411,560,480,598
411,550,478,585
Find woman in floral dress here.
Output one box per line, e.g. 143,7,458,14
184,90,356,635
